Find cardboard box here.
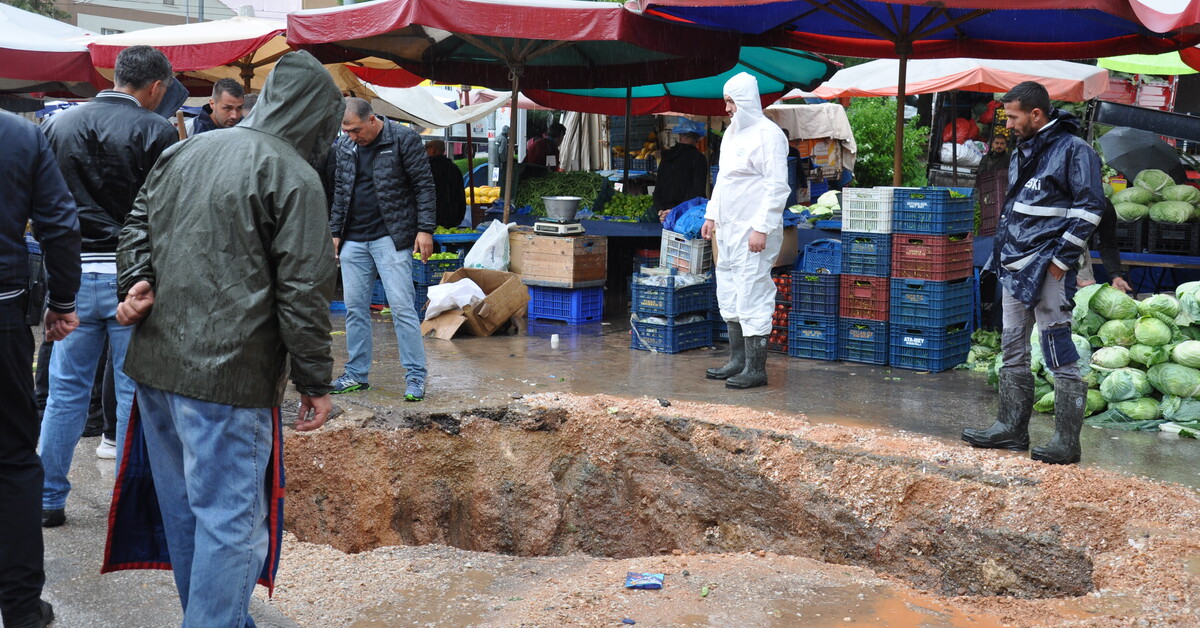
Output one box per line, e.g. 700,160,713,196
710,225,799,269
508,231,607,288
420,268,530,339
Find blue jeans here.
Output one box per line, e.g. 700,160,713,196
137,384,270,628
339,237,426,382
39,273,135,510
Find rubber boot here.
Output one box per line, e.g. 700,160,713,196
706,321,744,380
726,335,768,389
1031,378,1087,465
961,369,1035,451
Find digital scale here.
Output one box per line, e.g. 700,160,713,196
533,217,586,236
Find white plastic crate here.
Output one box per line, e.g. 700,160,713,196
660,229,712,274
841,187,904,234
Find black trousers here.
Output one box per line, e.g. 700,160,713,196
0,309,44,623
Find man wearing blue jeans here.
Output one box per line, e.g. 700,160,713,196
39,45,177,527
326,97,436,401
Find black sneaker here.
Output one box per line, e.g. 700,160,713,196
41,508,64,528
9,599,54,628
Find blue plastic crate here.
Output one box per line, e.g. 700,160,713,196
630,272,713,317
889,320,972,372
528,286,604,323
809,180,829,200
788,315,838,361
412,256,463,285
892,187,975,235
329,300,346,313
630,316,713,353
889,277,974,327
414,284,428,317
713,316,728,342
838,318,889,365
791,272,839,316
371,279,388,307
840,231,891,277
801,238,841,274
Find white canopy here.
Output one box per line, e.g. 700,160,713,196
368,84,511,129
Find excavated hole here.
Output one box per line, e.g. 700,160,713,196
283,403,1094,600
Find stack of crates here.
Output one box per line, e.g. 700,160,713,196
768,270,792,353
889,187,975,372
528,285,605,324
630,269,714,353
410,255,464,318
790,238,841,361
838,188,894,365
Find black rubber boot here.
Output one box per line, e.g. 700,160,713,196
962,369,1034,451
1031,378,1087,465
726,335,768,389
706,321,744,380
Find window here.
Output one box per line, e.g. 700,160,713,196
100,28,124,34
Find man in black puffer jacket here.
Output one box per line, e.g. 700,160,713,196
326,98,436,401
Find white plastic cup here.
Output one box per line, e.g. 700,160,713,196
550,334,560,349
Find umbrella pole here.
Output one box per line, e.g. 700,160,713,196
502,73,520,224
464,87,477,225
892,53,908,187
623,85,632,187
951,90,959,187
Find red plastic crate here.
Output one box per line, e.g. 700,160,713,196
890,232,974,281
772,271,793,303
771,302,791,328
839,274,889,322
975,170,1005,237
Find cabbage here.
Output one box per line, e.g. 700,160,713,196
817,190,840,209
1162,184,1200,204
1149,200,1194,224
1178,282,1200,326
1134,168,1175,196
1097,319,1137,347
1034,391,1056,413
1129,343,1170,367
1035,376,1053,400
1147,363,1200,398
1086,389,1107,417
1099,367,1153,402
1113,202,1149,221
1103,182,1114,198
1091,346,1131,369
1090,285,1139,320
1161,395,1200,421
1134,316,1173,346
1138,293,1181,318
1112,186,1155,205
1173,340,1200,368
1109,397,1162,421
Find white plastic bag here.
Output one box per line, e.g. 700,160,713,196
425,278,486,320
463,221,512,270
939,141,983,167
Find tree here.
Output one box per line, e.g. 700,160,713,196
846,97,928,188
2,0,70,20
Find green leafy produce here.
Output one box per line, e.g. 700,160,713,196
1097,319,1137,347
1138,293,1181,318
1149,200,1194,224
1109,397,1163,421
413,251,461,260
513,171,608,217
1090,285,1139,320
433,226,476,235
1161,395,1200,421
971,329,1000,350
597,192,654,219
1162,184,1200,204
1129,343,1170,367
1113,202,1149,221
1086,389,1107,417
1172,340,1200,368
1134,316,1173,346
1147,363,1200,398
1079,310,1106,341
1091,346,1131,369
1099,367,1152,402
1111,186,1154,205
1134,168,1174,197
1177,282,1200,326
1103,182,1114,198
1034,391,1056,413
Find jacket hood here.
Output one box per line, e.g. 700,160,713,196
724,72,763,133
241,51,343,164
1047,107,1082,136
661,141,698,165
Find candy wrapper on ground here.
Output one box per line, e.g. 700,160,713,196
624,572,664,589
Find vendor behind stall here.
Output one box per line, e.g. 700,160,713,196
654,119,709,222
525,122,565,170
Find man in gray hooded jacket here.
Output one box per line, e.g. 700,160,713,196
114,51,342,626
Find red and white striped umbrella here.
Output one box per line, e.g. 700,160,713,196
0,3,101,96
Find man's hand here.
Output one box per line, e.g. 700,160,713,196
415,231,434,262
1077,278,1096,289
700,219,715,241
658,209,670,223
1048,264,1066,281
43,311,78,342
748,230,767,253
332,237,341,262
116,280,155,326
1113,276,1133,294
296,394,332,432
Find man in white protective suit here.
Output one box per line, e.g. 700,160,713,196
701,72,790,389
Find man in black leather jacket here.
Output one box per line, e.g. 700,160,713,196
38,45,177,528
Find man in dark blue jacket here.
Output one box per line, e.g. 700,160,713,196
0,111,81,628
963,81,1105,466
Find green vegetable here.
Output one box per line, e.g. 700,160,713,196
1091,346,1131,369
1103,182,1114,198
1162,184,1200,205
1177,282,1200,326
1134,168,1174,197
1079,310,1106,340
1134,316,1173,346
1149,200,1194,224
1129,343,1170,367
513,171,609,217
1091,285,1139,320
1113,202,1149,221
1099,367,1153,402
1138,293,1181,319
1111,186,1154,205
1172,340,1200,368
1097,319,1137,347
971,329,1000,350
1086,389,1108,417
1147,363,1200,398
1109,397,1163,421
1034,391,1056,413
1161,395,1200,421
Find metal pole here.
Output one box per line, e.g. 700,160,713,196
464,87,477,224
502,76,519,224
892,53,908,187
623,85,631,187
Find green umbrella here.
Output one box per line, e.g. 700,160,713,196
1099,52,1197,76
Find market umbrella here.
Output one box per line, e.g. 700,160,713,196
636,0,1200,185
1098,126,1187,184
0,3,102,96
523,47,838,116
287,0,741,221
1100,51,1198,75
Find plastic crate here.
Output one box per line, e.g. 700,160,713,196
809,180,829,200
412,256,463,285
612,157,656,173
839,275,889,322
768,324,788,353
788,315,838,361
660,229,713,274
630,272,713,317
771,302,791,328
890,320,972,372
841,187,898,234
772,270,793,303
713,316,728,342
801,238,842,274
528,286,604,323
630,316,713,353
791,271,839,316
329,300,346,313
892,187,975,235
889,277,974,327
414,284,428,317
891,232,974,281
975,171,1005,237
1114,219,1148,253
838,318,889,365
1148,221,1200,256
371,279,388,306
840,231,892,277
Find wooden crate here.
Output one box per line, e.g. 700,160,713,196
509,231,608,288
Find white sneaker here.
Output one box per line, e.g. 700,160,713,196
96,437,116,460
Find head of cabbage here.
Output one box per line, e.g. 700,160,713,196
1149,200,1194,224
1134,316,1174,346
1138,293,1181,319
1109,397,1162,421
1091,346,1131,370
1134,168,1175,196
1172,340,1200,368
1129,343,1171,367
1112,186,1155,206
1091,285,1139,320
1162,184,1200,205
1103,182,1114,198
1161,395,1200,422
1097,319,1137,347
1147,363,1200,398
1099,367,1153,402
1086,389,1107,417
1113,202,1149,221
1178,282,1200,326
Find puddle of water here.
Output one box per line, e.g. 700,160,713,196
347,569,495,628
772,585,1006,628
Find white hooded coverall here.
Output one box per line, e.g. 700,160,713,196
705,72,791,337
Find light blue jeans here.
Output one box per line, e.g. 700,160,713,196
339,237,427,382
39,273,135,510
136,383,270,628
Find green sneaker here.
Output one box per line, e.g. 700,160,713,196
331,373,370,394
404,377,425,402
